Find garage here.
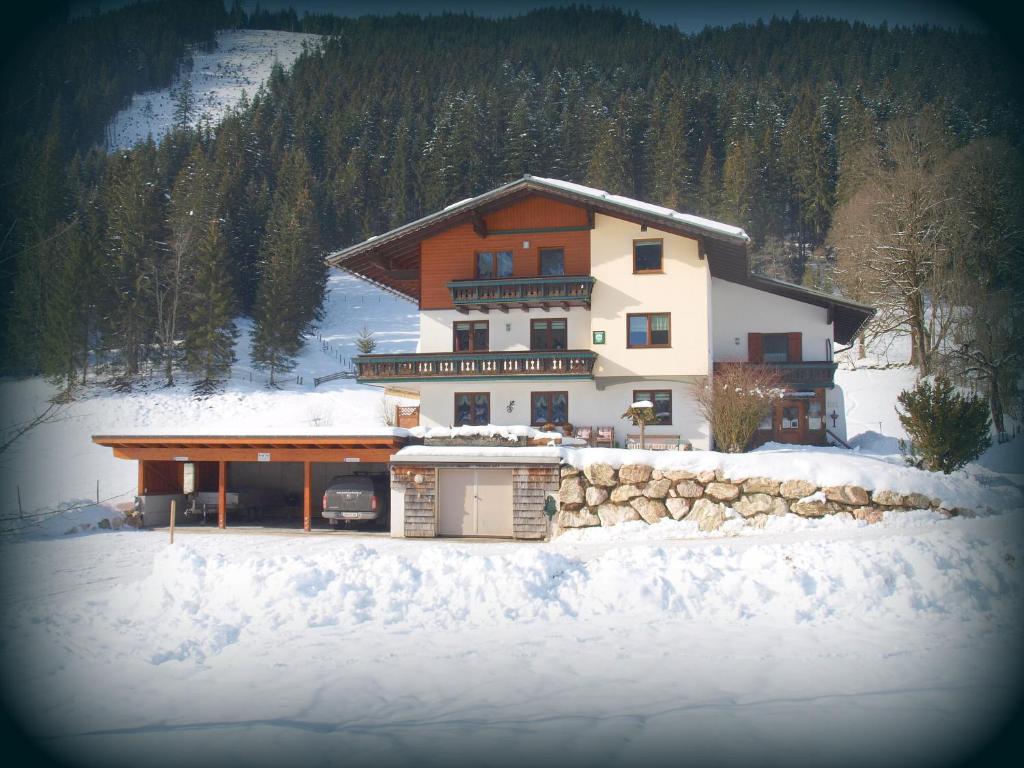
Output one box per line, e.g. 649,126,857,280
437,468,514,537
92,434,407,531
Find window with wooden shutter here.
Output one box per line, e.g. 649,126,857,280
748,333,763,363
787,332,802,362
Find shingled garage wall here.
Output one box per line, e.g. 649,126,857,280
390,462,557,539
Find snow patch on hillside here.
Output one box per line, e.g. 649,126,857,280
105,29,321,151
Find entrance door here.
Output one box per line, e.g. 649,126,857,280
775,400,807,444
438,468,513,537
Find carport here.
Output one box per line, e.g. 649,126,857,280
92,434,408,531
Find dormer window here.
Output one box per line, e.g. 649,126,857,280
476,251,513,279
539,247,565,276
633,239,663,273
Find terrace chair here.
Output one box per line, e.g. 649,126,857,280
573,425,593,446
594,426,614,448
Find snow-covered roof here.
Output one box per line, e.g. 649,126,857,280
532,177,749,240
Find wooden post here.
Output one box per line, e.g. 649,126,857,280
169,499,176,544
218,460,227,529
138,461,145,496
303,461,312,532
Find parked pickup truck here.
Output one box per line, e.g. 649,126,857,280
322,475,387,528
185,488,288,524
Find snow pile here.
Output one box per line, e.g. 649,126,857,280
41,516,1022,669
106,30,321,150
407,423,561,442
1,501,127,538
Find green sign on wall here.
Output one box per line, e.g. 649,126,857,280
593,330,606,345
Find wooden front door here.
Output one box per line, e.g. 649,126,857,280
775,400,807,444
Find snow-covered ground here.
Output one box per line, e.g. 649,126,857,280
105,30,321,151
0,510,1021,766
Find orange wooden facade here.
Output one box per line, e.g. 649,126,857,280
94,435,407,532
419,194,593,310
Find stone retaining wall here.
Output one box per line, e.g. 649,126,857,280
555,462,968,534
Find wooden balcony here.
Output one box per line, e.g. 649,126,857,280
448,275,595,313
355,349,598,383
714,361,838,389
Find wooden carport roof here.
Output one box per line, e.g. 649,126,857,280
92,434,409,463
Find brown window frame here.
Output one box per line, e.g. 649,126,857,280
530,318,568,351
454,392,490,426
475,250,514,279
626,312,671,348
538,247,565,276
530,391,570,426
633,239,664,274
453,320,489,352
632,389,673,425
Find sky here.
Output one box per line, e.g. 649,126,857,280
66,1,994,32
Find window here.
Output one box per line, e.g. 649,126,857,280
763,334,789,363
531,318,567,351
807,399,823,431
627,313,671,348
455,393,490,426
454,321,489,352
532,392,569,425
539,247,565,276
633,390,672,425
633,239,663,273
476,251,513,279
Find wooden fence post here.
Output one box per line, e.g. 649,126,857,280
169,499,176,544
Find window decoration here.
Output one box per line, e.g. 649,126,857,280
455,393,490,426
627,313,670,347
476,251,513,279
531,318,568,350
633,239,663,272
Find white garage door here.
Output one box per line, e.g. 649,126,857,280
438,468,513,537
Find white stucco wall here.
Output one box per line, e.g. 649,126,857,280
589,215,711,378
711,278,834,363
417,379,710,449
418,308,590,353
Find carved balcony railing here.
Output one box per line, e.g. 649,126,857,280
448,275,595,312
714,361,838,389
355,349,598,382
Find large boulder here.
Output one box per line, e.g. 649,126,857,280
852,506,884,524
610,484,643,503
559,475,586,508
696,470,717,485
596,503,641,526
663,469,697,482
560,465,581,479
585,486,609,507
686,498,726,532
903,492,932,509
618,463,653,484
704,482,741,502
824,485,870,506
780,479,818,499
556,509,600,528
584,463,617,487
734,493,787,518
665,497,691,520
643,478,673,498
630,496,669,524
742,477,780,496
871,489,903,507
675,480,704,498
790,495,836,517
